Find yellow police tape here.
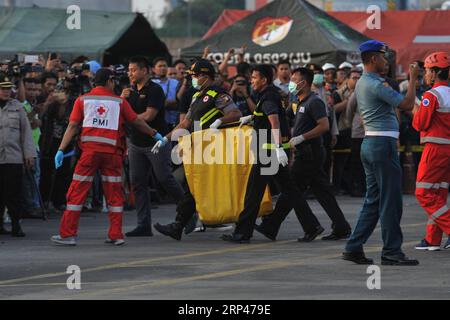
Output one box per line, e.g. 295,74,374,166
179,126,273,225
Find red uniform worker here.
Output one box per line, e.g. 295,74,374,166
413,52,450,251
51,69,163,246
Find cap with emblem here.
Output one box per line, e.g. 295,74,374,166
0,73,14,89
338,62,353,70
322,63,337,72
188,59,215,78
359,40,387,54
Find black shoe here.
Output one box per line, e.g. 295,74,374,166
254,224,277,241
322,231,351,241
221,233,250,244
342,252,374,265
298,226,324,242
125,227,153,237
154,222,183,241
381,256,419,266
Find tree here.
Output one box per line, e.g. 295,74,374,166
157,0,245,38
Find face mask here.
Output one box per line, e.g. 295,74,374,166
289,80,306,95
313,74,324,86
192,77,202,90
288,81,300,95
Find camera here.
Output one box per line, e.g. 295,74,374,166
111,64,130,96
65,63,92,96
235,79,247,86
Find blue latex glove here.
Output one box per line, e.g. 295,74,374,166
55,150,64,169
153,132,164,142
151,137,169,154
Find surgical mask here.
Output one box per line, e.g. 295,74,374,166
192,77,202,90
288,81,300,95
313,74,324,86
288,80,306,95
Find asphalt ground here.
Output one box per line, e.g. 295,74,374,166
0,195,449,300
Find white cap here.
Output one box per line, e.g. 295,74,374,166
338,62,353,70
356,63,364,70
322,63,337,72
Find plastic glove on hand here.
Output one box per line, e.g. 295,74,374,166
289,135,305,148
209,119,222,132
239,115,253,128
275,147,289,167
151,137,168,154
54,150,64,169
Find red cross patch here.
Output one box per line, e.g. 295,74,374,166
96,104,108,118
203,96,210,103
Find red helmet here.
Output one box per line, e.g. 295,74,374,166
424,52,450,69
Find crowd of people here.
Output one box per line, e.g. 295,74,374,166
0,41,449,264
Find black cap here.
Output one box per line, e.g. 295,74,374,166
94,68,114,85
188,59,215,77
0,73,14,88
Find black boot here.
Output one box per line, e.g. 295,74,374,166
11,220,25,237
154,222,183,241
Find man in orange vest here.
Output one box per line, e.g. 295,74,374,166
51,68,165,246
413,52,450,251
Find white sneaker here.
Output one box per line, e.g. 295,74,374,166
105,238,125,246
414,239,440,251
51,235,77,246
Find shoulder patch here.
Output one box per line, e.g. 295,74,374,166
422,98,430,107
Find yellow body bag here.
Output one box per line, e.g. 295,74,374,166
179,125,273,225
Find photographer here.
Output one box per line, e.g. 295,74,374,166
39,72,73,211
229,74,254,116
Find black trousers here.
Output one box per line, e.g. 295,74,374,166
40,139,72,207
332,129,352,192
233,161,302,238
175,191,196,226
173,162,299,238
0,164,23,223
291,144,351,235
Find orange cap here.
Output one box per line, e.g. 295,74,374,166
424,52,450,69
